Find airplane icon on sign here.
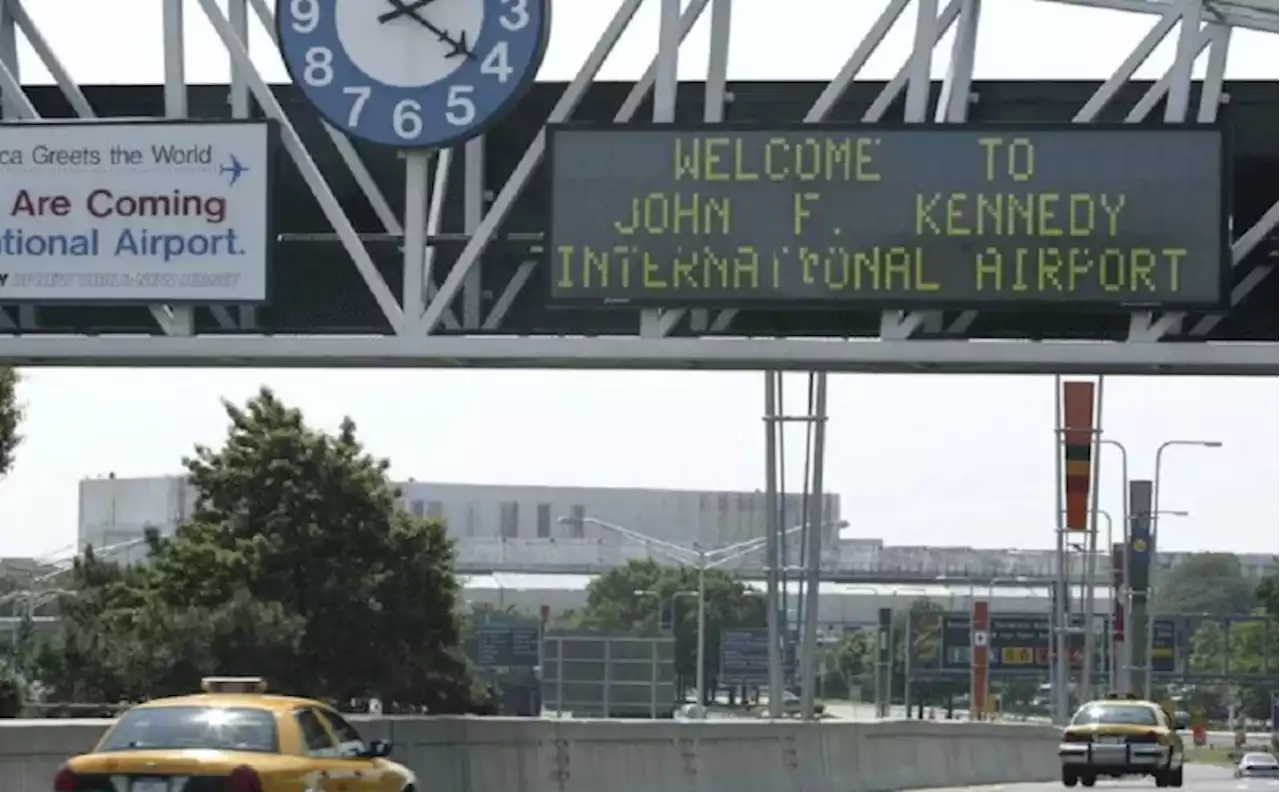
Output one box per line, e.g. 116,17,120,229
219,154,249,185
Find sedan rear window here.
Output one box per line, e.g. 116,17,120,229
99,707,279,753
1070,704,1158,726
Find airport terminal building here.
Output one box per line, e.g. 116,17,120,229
68,475,1278,625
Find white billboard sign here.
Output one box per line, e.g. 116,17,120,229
0,120,271,303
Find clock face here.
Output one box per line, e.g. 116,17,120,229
277,0,550,149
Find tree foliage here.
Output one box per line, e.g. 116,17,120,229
895,600,965,705
1187,617,1277,719
1255,574,1277,619
0,367,21,479
568,559,766,690
818,629,874,700
1151,553,1256,616
1182,572,1279,721
30,388,486,712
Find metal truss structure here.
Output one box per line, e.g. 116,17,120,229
0,0,1276,374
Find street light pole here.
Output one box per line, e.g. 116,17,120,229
1099,438,1130,693
1079,509,1113,702
695,548,707,708
1145,440,1220,700
798,372,830,722
576,514,836,715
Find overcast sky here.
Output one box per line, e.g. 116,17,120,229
1,0,1276,559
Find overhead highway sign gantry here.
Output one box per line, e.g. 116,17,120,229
0,0,1274,374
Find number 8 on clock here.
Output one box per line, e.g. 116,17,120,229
276,0,550,149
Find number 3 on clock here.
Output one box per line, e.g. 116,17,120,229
276,0,550,149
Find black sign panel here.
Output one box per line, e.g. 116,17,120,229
548,125,1228,309
940,613,1171,672
718,628,796,685
1152,619,1177,674
475,623,541,668
941,614,1054,670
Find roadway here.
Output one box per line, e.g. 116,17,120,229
769,700,1265,751
923,764,1267,792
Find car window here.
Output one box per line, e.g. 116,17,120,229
1243,753,1278,766
316,708,368,758
294,708,338,757
99,707,278,753
1070,704,1159,726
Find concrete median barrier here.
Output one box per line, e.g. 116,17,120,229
0,715,1060,792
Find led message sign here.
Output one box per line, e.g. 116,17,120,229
547,125,1228,309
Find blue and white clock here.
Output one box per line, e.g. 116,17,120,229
276,0,550,149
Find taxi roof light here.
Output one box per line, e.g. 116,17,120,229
201,676,268,694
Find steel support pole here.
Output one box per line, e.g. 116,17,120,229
798,372,829,720
1081,379,1106,701
1053,376,1071,724
695,553,707,707
1145,450,1168,702
1103,440,1132,694
763,372,784,718
402,153,431,321
903,608,914,717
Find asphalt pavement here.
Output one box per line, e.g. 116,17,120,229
917,764,1271,792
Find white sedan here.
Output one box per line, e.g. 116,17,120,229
1234,752,1279,779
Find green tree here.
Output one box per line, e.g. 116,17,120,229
1187,617,1277,720
1255,574,1277,619
575,559,766,696
0,367,21,479
1152,553,1256,616
895,599,963,708
821,629,875,699
33,388,485,712
895,599,944,673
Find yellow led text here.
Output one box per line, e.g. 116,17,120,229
800,246,940,293
613,192,731,237
915,193,1127,237
978,137,1035,183
555,245,773,292
973,247,1186,293
673,135,881,183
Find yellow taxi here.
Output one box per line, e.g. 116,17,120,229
1058,694,1184,789
54,677,416,792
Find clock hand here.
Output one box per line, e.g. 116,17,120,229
377,0,439,25
379,0,476,60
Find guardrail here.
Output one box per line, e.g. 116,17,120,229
0,716,1059,792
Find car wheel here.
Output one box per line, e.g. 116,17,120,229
1154,770,1169,787
1080,773,1097,787
1062,767,1078,787
1168,766,1183,788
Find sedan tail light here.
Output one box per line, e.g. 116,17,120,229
225,767,262,792
53,767,78,791
1126,732,1161,744
1062,732,1093,743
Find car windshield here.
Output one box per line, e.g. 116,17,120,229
1070,704,1158,726
1243,753,1278,766
99,706,279,753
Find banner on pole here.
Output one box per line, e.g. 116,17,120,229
1061,381,1097,531
970,600,990,721
1128,480,1155,596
